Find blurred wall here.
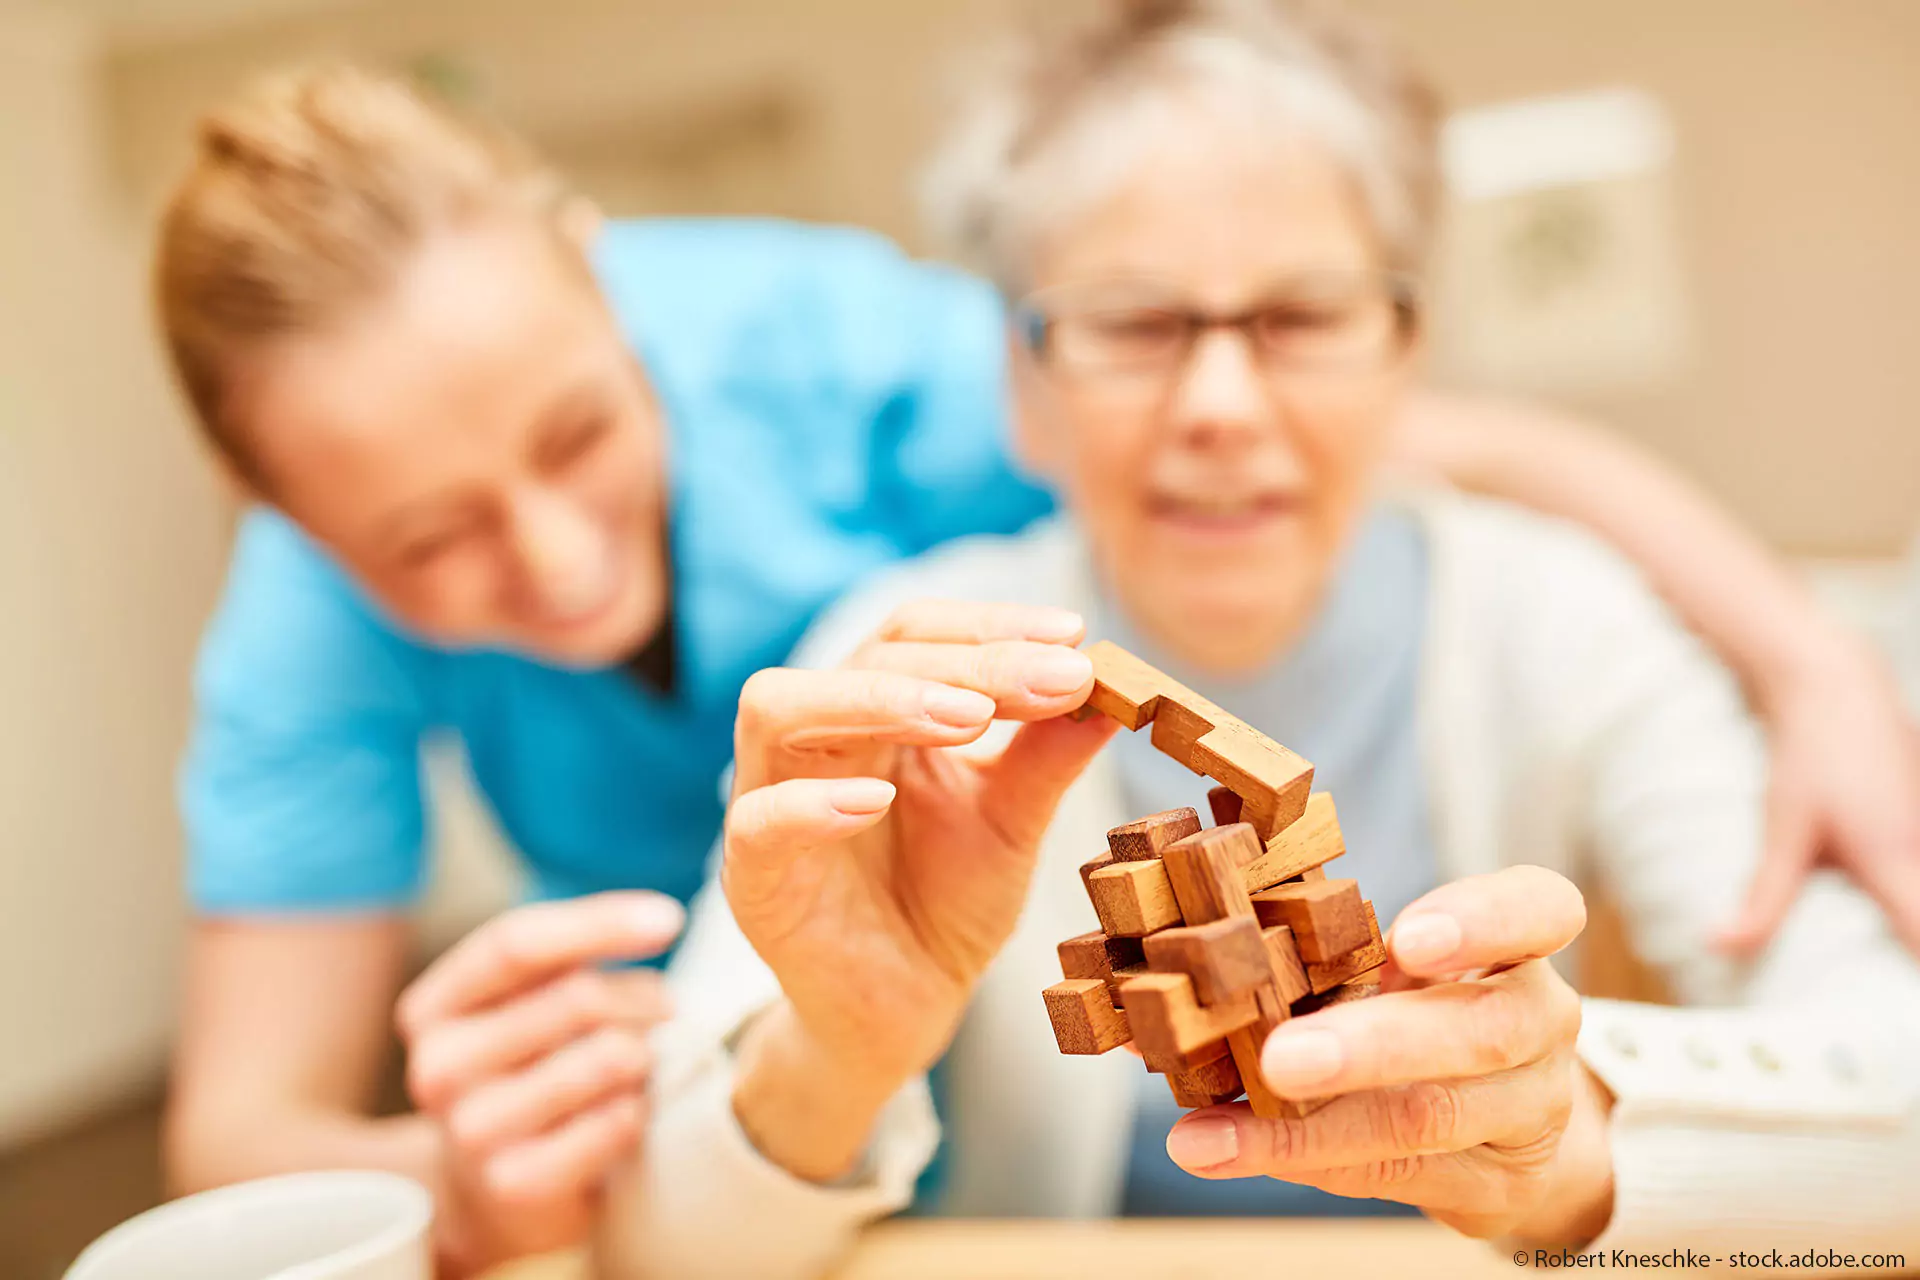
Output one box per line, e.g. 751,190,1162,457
0,10,228,1146
101,0,1920,554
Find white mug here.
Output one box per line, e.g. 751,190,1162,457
64,1170,432,1280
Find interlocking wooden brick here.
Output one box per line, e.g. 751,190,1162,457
1161,823,1263,927
1082,641,1313,840
1142,916,1271,1005
1086,858,1182,937
1250,877,1370,963
1207,785,1243,827
1303,902,1385,994
1117,972,1259,1070
1244,791,1346,893
1105,808,1202,861
1043,979,1132,1054
1261,925,1312,1006
1057,929,1147,987
1165,1052,1245,1108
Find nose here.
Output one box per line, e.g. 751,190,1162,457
1165,326,1270,444
508,485,607,618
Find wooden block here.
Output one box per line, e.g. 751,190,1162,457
1261,925,1312,1005
1165,1052,1245,1108
1162,824,1262,926
1083,640,1168,730
1296,976,1383,1014
1243,792,1346,893
1043,979,1133,1054
1087,858,1182,936
1077,851,1115,895
1143,916,1271,1005
1250,878,1369,963
1057,929,1147,988
1078,641,1314,840
1117,972,1258,1069
1105,808,1201,861
1206,786,1243,827
1141,1037,1232,1074
1303,903,1385,995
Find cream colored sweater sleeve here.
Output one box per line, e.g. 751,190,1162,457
1462,500,1920,1261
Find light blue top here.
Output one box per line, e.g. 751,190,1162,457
1099,505,1438,1217
181,219,1053,918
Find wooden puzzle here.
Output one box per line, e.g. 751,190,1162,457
1044,641,1386,1118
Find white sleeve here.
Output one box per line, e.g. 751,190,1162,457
1514,521,1920,1258
592,864,942,1280
592,561,981,1279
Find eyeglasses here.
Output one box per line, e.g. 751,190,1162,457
1014,271,1419,381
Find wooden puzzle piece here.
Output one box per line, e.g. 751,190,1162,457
1206,785,1242,827
1161,823,1265,927
1106,807,1202,861
1086,858,1182,937
1296,975,1383,1014
1082,641,1314,840
1250,877,1371,963
1302,902,1385,994
1245,791,1346,891
1142,916,1271,1006
1260,925,1312,1006
1165,1052,1245,1108
1117,972,1259,1070
1043,979,1133,1054
1057,929,1146,989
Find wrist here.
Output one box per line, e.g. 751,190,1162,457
730,1000,914,1184
1514,1062,1617,1248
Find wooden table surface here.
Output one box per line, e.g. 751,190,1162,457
487,1218,1525,1280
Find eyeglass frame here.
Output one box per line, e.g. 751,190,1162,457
1010,270,1423,381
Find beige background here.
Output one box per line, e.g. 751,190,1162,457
1,0,1917,1153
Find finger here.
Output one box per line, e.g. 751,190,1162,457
1843,841,1920,958
1256,961,1580,1097
1384,866,1585,979
408,968,671,1112
448,1025,653,1151
736,667,998,760
849,639,1094,720
873,599,1085,646
1716,781,1819,956
1165,1058,1570,1178
722,776,895,911
974,713,1120,851
397,893,684,1034
483,1092,647,1205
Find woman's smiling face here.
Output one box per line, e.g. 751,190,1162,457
1011,122,1418,675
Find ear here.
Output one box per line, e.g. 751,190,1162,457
557,196,606,256
1005,329,1066,481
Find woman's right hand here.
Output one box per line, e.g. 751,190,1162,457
722,601,1116,1170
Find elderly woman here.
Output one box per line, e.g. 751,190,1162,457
602,2,1920,1276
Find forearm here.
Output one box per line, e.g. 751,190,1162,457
1397,390,1856,704
730,1000,913,1183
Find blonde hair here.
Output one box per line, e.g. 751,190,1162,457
154,64,573,478
922,0,1443,291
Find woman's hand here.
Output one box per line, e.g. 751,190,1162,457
1729,636,1920,957
723,601,1117,1177
396,892,683,1275
1165,866,1615,1245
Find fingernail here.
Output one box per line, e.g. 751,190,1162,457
923,685,996,728
1027,609,1086,643
1262,1028,1343,1092
631,896,686,937
1165,1114,1239,1169
1391,913,1461,969
1024,646,1094,697
829,777,896,815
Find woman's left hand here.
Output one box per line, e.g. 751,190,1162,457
1165,865,1615,1245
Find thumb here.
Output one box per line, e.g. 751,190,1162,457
1717,782,1818,956
977,713,1118,851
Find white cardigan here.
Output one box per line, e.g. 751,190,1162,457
601,495,1920,1280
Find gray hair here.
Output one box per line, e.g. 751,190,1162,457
921,0,1443,293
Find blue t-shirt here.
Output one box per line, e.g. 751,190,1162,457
181,218,1052,916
